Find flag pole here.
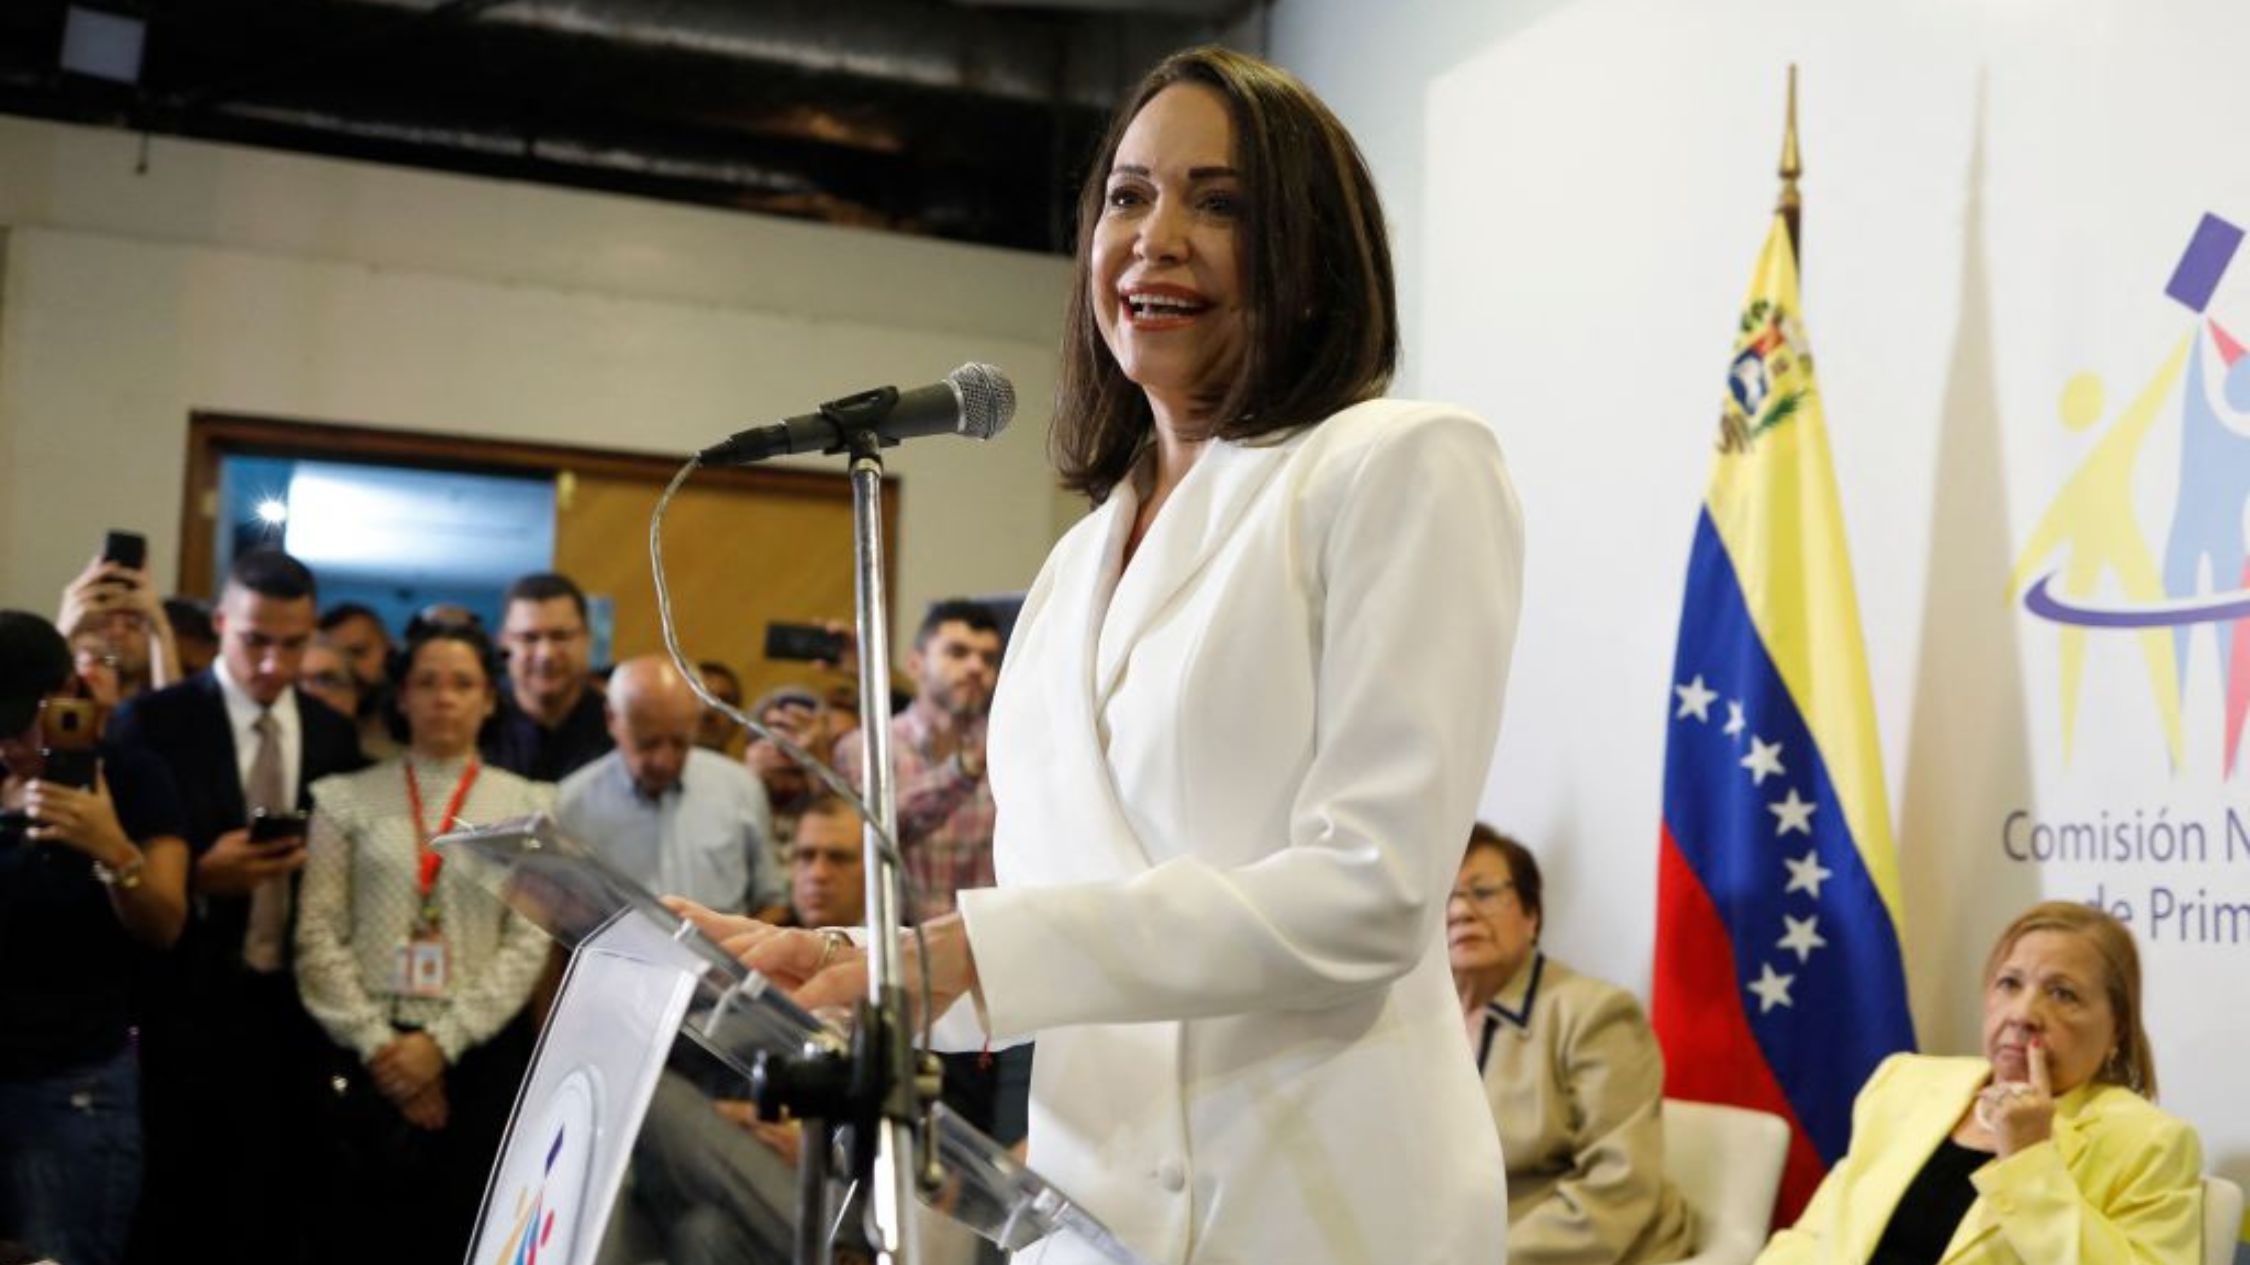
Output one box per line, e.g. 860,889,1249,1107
1778,64,1803,257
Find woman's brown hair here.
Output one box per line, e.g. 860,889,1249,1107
1052,46,1399,504
1981,901,2159,1099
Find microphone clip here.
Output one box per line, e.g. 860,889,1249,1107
814,385,905,454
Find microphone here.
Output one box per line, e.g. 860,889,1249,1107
699,362,1015,466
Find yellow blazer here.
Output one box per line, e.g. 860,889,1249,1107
1757,1054,2203,1265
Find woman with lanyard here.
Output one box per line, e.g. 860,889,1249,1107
294,620,552,1265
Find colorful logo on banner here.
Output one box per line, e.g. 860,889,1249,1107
2011,212,2250,774
486,1067,598,1265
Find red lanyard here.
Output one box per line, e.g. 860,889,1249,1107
404,758,481,901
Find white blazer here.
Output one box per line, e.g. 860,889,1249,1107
954,399,1526,1265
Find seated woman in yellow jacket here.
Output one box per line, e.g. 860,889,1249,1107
1757,901,2202,1265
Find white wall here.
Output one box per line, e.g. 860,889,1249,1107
1274,0,2250,1207
0,116,1079,640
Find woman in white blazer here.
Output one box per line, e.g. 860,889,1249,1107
680,47,1525,1265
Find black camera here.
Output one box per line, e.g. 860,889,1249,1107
765,622,847,664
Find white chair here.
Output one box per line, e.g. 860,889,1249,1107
1662,1099,1791,1265
2206,1175,2244,1265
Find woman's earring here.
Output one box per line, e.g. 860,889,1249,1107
2102,1046,2137,1092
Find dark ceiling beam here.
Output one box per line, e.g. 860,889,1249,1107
0,0,1223,252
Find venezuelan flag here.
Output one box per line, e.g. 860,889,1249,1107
1652,214,1916,1223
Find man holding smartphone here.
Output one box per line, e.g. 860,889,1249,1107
55,535,179,704
108,550,366,1265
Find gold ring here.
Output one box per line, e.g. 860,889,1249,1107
815,929,851,972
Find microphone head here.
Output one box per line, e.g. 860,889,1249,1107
947,363,1015,441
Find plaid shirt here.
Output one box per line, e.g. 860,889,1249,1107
833,700,995,923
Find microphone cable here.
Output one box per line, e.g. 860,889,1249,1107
649,453,937,1052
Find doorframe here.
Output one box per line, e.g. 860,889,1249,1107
179,410,898,597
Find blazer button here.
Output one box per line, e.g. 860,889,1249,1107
1156,1160,1186,1192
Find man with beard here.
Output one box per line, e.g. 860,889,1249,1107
315,603,396,760
833,600,1023,1157
833,599,1000,925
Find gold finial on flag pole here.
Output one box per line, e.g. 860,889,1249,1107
1778,64,1803,255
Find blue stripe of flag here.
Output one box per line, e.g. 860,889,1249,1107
1663,509,1916,1162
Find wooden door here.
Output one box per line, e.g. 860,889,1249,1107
552,464,886,709
182,413,888,715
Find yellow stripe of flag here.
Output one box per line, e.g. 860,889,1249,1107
1703,215,1905,932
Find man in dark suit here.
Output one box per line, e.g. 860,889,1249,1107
110,549,366,1265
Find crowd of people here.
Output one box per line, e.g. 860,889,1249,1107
0,548,1016,1265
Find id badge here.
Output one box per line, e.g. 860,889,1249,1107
387,933,450,998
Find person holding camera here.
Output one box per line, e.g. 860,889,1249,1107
0,610,190,1265
830,600,1002,926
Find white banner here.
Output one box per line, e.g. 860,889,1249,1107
1409,0,2250,1244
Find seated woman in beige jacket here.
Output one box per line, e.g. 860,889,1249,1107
1452,825,1697,1265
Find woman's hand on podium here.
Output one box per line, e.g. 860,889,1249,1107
662,898,788,964
663,898,982,1030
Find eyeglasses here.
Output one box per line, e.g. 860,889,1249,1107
1449,880,1516,907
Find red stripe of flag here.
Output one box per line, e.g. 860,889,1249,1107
1653,823,1829,1220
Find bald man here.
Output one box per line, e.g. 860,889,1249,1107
555,656,785,918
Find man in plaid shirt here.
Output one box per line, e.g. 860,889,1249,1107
833,599,1002,925
833,599,1026,1162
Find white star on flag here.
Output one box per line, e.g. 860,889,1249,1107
1748,962,1796,1012
1674,675,1718,722
1784,849,1833,899
1741,736,1786,785
1777,914,1828,963
1723,700,1746,738
1768,788,1816,836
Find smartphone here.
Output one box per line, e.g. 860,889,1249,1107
765,622,847,664
0,808,31,848
100,530,147,572
38,697,102,790
249,809,311,844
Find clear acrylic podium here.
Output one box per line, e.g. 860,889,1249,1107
437,813,1150,1265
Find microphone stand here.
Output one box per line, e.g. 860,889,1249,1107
844,427,923,1265
743,427,936,1265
